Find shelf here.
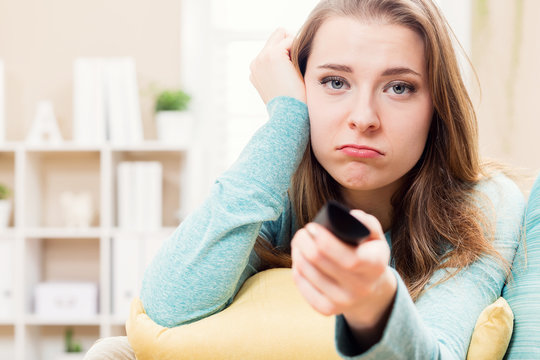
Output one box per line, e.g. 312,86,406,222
24,314,102,326
0,228,19,238
111,226,177,236
24,238,101,320
24,144,102,153
0,140,191,359
0,143,17,152
0,141,188,153
24,228,102,239
24,151,101,228
110,141,188,152
23,227,177,239
0,324,14,360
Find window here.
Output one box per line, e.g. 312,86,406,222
212,0,320,166
435,0,472,80
181,0,318,176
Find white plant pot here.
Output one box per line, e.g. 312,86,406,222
0,200,11,228
155,111,194,147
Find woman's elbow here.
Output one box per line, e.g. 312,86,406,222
140,287,230,328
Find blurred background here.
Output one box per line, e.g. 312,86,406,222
0,0,538,359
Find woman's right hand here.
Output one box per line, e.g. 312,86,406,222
250,28,306,105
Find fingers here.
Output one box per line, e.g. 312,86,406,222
350,209,385,242
295,211,390,280
278,35,295,57
291,210,394,318
349,210,390,270
354,239,390,279
249,28,306,104
292,264,336,316
260,28,293,58
265,28,288,47
292,231,356,315
291,223,389,315
292,246,349,315
293,227,346,280
304,223,363,270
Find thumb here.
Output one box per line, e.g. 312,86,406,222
350,210,390,262
349,209,385,242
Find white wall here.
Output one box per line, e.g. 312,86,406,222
0,0,182,142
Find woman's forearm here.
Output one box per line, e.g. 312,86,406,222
140,97,309,328
343,267,397,351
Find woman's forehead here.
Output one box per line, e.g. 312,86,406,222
307,16,427,75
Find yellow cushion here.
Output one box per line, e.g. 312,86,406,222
467,297,514,360
126,268,514,359
126,268,341,360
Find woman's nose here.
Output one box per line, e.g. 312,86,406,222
347,93,380,132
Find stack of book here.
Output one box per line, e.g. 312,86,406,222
117,161,163,230
112,232,140,319
112,230,169,320
73,57,143,145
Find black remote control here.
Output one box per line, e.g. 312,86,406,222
312,200,370,245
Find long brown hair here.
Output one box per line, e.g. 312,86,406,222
254,0,507,300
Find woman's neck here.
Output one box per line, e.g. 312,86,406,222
340,182,401,232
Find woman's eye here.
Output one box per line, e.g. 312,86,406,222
392,84,406,94
386,82,416,95
331,79,344,89
320,77,349,90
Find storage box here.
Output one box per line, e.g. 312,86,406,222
34,282,98,318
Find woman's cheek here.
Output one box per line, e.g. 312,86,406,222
309,118,327,156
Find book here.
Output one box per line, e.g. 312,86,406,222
73,57,143,145
112,233,140,319
117,162,134,229
105,58,143,145
139,161,163,230
73,58,107,144
117,161,163,230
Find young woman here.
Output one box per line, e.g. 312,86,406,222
84,0,524,358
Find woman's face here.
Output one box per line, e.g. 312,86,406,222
304,16,433,198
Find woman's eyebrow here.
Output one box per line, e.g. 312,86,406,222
317,63,353,73
316,64,422,78
381,67,422,77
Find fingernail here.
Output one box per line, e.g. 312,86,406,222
350,209,365,219
305,223,318,238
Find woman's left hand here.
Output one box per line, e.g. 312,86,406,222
249,28,306,105
291,209,397,338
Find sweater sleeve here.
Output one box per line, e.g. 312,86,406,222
334,174,525,359
139,96,309,328
503,173,540,358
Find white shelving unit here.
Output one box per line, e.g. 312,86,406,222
0,142,190,360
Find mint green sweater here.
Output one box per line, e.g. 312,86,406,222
140,96,525,359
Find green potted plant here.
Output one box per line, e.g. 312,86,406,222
154,89,194,146
0,183,11,228
56,328,84,360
